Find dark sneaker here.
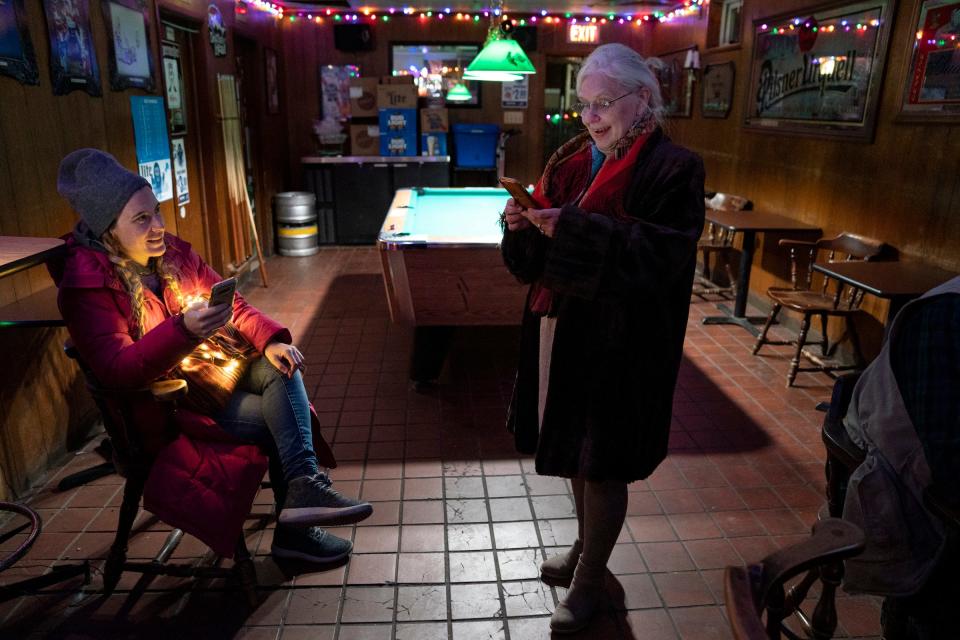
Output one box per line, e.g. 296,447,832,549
279,473,373,526
271,525,352,563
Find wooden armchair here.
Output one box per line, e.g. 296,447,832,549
64,342,260,605
693,191,753,299
724,518,865,640
752,232,886,386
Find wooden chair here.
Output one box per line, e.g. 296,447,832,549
693,191,753,299
752,232,886,386
64,342,259,605
724,518,865,640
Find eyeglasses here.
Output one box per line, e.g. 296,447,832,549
572,92,634,115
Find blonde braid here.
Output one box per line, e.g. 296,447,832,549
101,232,151,339
156,255,185,310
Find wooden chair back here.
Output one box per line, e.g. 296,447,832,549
725,518,865,640
780,232,886,310
703,192,753,246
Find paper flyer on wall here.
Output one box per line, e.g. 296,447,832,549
130,95,173,202
171,138,189,205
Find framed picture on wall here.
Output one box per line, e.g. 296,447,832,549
653,46,696,118
0,0,40,85
41,0,101,96
101,0,155,91
743,0,895,141
320,64,360,121
702,61,735,118
265,48,279,115
897,0,960,122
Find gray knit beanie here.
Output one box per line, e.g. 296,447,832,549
57,149,151,239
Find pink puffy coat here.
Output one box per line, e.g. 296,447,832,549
50,233,335,556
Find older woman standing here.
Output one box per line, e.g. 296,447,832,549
501,43,705,633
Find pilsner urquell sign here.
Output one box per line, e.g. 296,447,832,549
745,1,894,139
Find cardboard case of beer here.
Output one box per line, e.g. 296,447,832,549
350,124,380,156
379,108,417,156
349,78,378,118
420,108,449,133
377,84,418,109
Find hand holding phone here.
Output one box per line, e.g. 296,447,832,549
499,177,538,210
208,277,237,308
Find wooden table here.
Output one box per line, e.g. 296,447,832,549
813,260,958,330
0,236,66,327
700,209,821,336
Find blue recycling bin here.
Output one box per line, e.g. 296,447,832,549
452,123,500,169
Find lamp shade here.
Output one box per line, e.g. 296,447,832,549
465,38,535,82
446,82,473,102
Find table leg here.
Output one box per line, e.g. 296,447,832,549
701,231,770,336
883,296,912,342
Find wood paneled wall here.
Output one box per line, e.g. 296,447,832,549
279,18,651,186
651,0,960,352
0,0,289,499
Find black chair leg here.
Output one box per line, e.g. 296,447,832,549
234,535,258,606
103,476,144,593
788,314,812,386
819,313,830,356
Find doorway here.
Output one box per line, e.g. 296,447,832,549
543,57,583,167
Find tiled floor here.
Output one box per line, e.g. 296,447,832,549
0,247,882,639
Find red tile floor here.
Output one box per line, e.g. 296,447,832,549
0,247,882,639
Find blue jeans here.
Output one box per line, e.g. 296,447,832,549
214,356,319,483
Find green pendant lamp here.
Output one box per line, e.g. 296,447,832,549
446,82,473,102
465,5,536,82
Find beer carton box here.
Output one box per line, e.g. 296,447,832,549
420,108,449,133
377,83,418,109
350,124,380,156
349,78,378,118
420,133,448,156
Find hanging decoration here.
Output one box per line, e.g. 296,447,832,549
233,0,707,27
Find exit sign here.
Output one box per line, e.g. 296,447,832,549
567,24,599,44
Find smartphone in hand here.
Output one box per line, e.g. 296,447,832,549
499,177,538,210
208,277,237,308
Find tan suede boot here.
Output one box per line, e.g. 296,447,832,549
549,560,604,634
540,539,582,583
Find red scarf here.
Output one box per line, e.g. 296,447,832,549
528,126,655,314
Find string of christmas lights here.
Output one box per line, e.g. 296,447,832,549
236,0,705,25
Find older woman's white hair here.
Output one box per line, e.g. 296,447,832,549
576,43,666,126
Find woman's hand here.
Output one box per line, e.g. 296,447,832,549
183,303,232,339
522,208,562,238
503,198,532,232
264,341,305,379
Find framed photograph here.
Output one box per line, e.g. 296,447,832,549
897,0,960,122
265,47,279,115
162,42,185,134
0,0,39,84
41,0,101,96
320,64,360,121
391,42,483,107
702,61,736,118
654,46,696,117
101,0,154,91
743,0,896,141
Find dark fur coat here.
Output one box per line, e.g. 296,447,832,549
502,129,705,482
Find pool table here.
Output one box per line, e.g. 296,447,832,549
378,188,528,383
378,187,528,327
